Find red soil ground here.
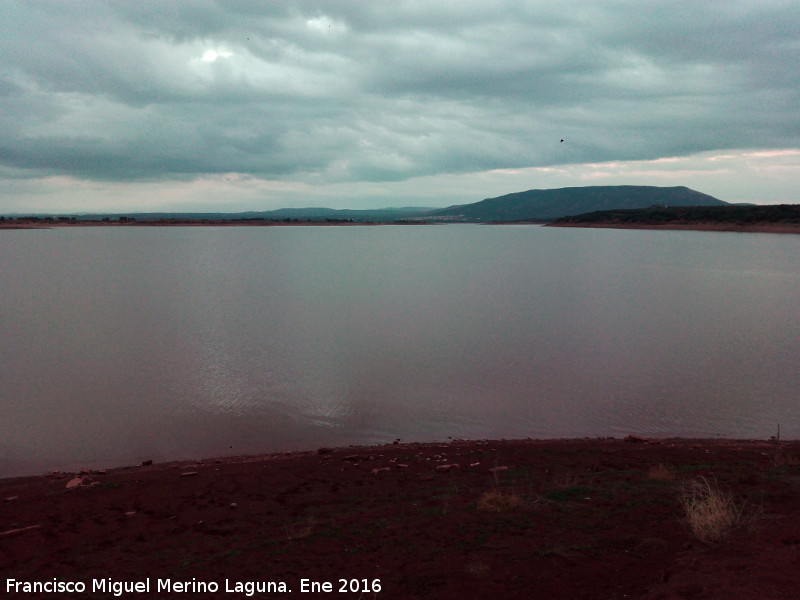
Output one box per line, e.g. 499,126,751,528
2,438,800,599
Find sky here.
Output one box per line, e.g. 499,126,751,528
1,0,798,214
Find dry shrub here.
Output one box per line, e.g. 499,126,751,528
477,489,523,512
679,477,746,544
648,463,677,481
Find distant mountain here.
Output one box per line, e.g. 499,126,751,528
250,207,433,221
427,185,727,222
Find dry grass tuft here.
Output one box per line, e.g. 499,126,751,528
648,463,677,481
551,472,581,489
477,489,523,512
773,449,800,468
285,515,319,540
679,477,746,544
768,423,799,467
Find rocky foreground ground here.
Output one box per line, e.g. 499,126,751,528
2,437,800,599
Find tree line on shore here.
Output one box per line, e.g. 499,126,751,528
551,204,800,225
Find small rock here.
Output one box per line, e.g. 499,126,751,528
229,503,238,509
3,496,18,503
624,435,649,443
317,447,333,455
180,471,199,477
0,525,41,537
470,462,480,468
395,464,409,469
342,455,361,461
65,477,84,489
488,466,508,473
436,464,460,472
124,511,137,517
419,473,435,481
371,467,391,475
141,459,153,466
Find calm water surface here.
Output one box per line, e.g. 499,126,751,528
1,225,799,476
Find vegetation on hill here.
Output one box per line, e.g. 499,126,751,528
550,204,800,226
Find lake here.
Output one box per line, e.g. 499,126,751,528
1,225,799,477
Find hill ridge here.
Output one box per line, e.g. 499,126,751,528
429,185,726,222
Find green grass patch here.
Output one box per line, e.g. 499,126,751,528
675,463,720,473
97,481,121,489
545,485,594,502
535,543,596,558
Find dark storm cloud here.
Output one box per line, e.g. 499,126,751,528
1,0,798,184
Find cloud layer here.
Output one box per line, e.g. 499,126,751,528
1,1,798,211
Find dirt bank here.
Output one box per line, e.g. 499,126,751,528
3,437,800,599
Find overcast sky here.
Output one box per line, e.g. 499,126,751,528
1,1,798,213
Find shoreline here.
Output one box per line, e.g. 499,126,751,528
1,435,782,483
3,436,800,598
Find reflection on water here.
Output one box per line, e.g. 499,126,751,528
1,225,799,476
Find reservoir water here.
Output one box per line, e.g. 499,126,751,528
1,225,799,476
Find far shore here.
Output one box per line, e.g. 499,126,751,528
5,219,800,235
546,221,800,234
0,220,434,229
5,218,800,234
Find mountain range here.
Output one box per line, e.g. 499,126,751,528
21,185,727,223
